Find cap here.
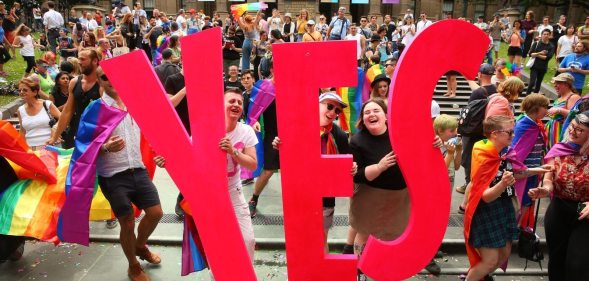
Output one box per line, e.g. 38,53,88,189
319,92,348,108
0,1,5,5
431,101,441,118
479,63,495,75
370,35,381,42
307,20,315,25
551,73,574,85
371,74,391,88
284,13,292,18
189,9,196,14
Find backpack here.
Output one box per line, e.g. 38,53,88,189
458,87,490,136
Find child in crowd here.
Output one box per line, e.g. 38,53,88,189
434,114,462,189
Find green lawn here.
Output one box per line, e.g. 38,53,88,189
496,42,589,95
0,33,45,107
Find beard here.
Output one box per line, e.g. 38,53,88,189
81,65,94,75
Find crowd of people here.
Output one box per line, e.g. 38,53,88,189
1,1,589,281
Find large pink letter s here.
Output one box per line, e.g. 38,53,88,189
101,28,256,281
358,20,490,280
272,41,358,281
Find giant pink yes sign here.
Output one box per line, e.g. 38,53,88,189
102,22,488,280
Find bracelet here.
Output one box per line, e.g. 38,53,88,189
102,144,110,153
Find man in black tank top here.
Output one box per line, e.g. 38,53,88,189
47,49,101,148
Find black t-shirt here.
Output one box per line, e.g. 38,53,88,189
155,62,181,85
384,22,396,42
323,124,351,208
552,24,565,47
148,26,162,49
59,36,76,58
1,11,15,32
529,41,555,70
262,100,278,137
490,159,515,198
164,73,191,135
469,84,497,102
351,128,407,190
71,76,101,144
68,17,79,26
224,79,245,92
222,35,242,60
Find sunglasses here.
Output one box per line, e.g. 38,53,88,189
100,74,108,81
325,103,342,115
494,129,514,136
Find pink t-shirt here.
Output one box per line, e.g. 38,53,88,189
485,93,514,119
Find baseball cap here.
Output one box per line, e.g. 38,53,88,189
307,20,315,25
284,13,292,18
319,92,348,108
189,9,196,14
551,73,574,85
479,63,495,75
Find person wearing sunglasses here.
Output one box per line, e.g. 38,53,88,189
529,111,589,280
465,115,550,281
545,73,581,150
272,92,356,252
94,66,164,281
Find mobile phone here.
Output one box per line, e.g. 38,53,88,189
578,202,586,214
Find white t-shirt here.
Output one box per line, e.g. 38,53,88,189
226,122,258,187
176,15,187,32
401,24,416,45
345,33,363,60
18,35,35,57
269,17,282,31
537,24,553,36
18,100,53,147
416,20,432,33
557,35,578,58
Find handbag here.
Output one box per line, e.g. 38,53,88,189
517,198,544,270
42,100,56,128
112,39,130,57
525,42,537,68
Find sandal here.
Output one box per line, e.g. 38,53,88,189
136,246,161,264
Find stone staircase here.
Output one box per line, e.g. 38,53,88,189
433,76,541,119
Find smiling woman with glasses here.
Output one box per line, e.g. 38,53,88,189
529,110,589,280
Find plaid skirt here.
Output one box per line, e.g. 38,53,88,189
469,196,519,248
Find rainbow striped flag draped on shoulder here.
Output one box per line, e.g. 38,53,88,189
0,120,115,245
57,99,127,246
336,67,364,134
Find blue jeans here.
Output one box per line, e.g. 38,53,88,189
242,38,253,71
151,48,158,67
486,49,493,65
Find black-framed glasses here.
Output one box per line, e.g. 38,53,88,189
100,74,109,81
325,103,342,115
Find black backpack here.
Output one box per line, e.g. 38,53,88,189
458,87,489,136
259,55,272,78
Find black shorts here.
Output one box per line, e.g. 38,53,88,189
263,134,280,170
98,168,160,218
507,46,523,57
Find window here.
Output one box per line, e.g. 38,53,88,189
474,2,486,20
144,0,154,10
442,0,454,17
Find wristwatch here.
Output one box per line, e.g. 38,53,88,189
233,150,239,156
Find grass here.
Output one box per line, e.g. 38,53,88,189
0,32,45,107
496,42,589,95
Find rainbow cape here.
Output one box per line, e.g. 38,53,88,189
545,141,580,161
505,61,522,77
362,64,385,102
336,67,364,134
464,139,501,269
180,201,208,276
155,35,170,65
0,121,114,245
511,115,546,209
545,99,567,150
230,2,268,18
247,79,275,126
57,99,127,246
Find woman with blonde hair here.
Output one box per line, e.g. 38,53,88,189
486,76,525,119
66,57,82,76
12,24,42,76
296,9,309,42
95,26,106,40
16,77,61,150
237,12,261,71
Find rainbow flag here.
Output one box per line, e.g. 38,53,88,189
230,2,268,18
58,99,127,246
155,35,170,65
0,121,115,245
180,202,208,276
336,67,364,134
247,79,275,126
362,64,385,102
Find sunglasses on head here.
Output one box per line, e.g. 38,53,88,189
325,103,342,115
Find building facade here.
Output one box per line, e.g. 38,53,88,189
97,0,587,26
